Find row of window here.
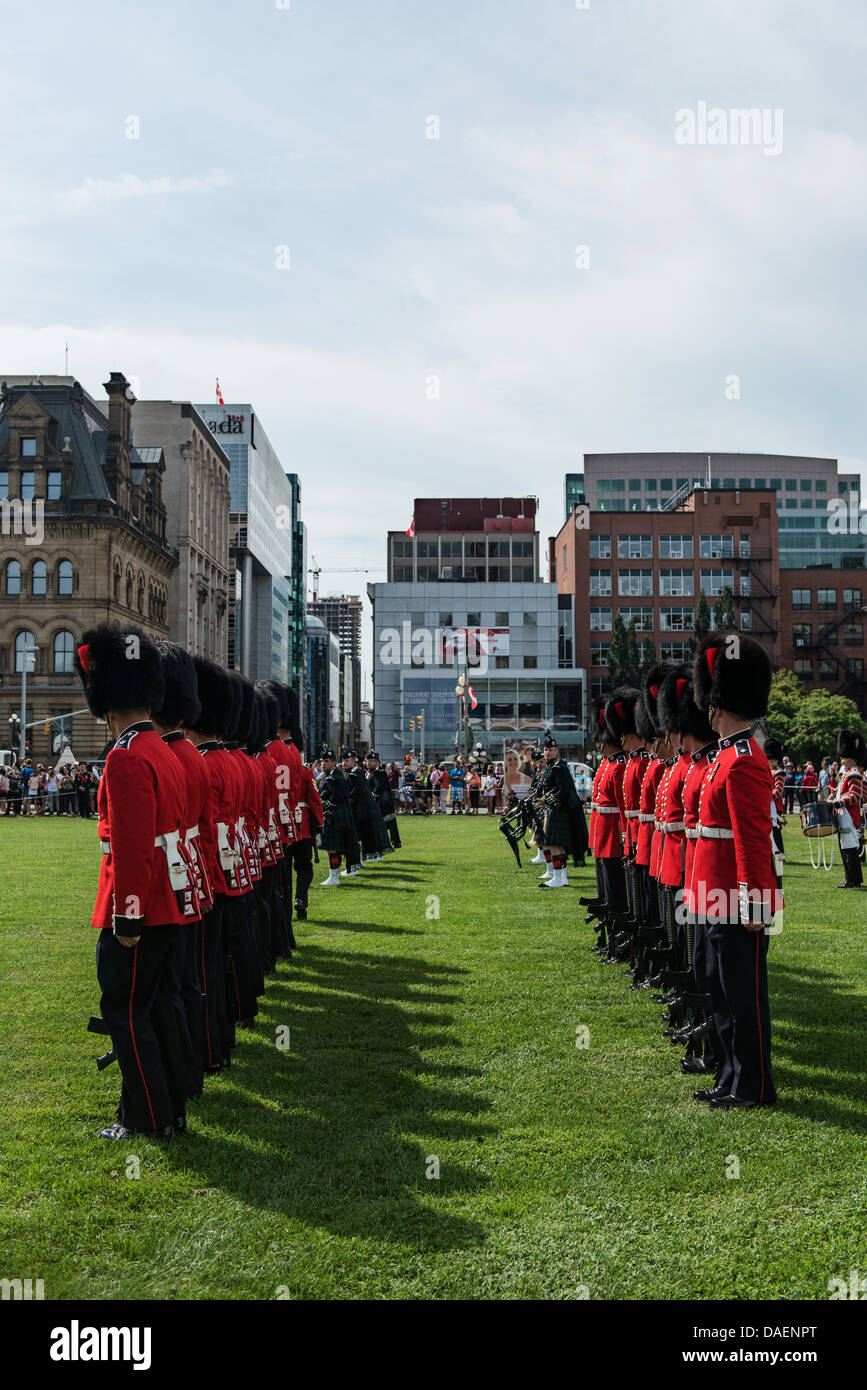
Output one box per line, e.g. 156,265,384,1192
791,588,862,611
589,569,747,598
0,469,63,501
392,539,535,559
404,611,541,628
4,559,73,596
596,476,849,495
589,535,750,560
392,564,536,582
794,657,865,679
793,623,864,647
11,630,76,673
590,607,700,632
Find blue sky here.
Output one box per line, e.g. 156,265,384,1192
1,0,865,689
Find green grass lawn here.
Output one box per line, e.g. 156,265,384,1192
1,813,865,1301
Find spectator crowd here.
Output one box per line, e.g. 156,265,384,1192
0,760,100,816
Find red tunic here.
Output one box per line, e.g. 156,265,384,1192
835,767,864,829
682,746,716,911
771,766,785,817
649,757,677,880
594,753,626,858
198,743,251,897
229,748,263,885
162,731,213,914
92,722,197,931
689,732,777,924
622,749,650,857
659,751,691,888
588,762,606,856
265,737,296,846
635,755,662,868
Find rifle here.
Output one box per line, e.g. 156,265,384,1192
88,1014,116,1069
497,801,525,867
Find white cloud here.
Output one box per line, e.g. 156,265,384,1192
60,169,236,215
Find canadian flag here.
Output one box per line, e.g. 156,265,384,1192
406,518,415,538
467,685,478,710
216,379,225,405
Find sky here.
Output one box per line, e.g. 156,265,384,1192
1,0,865,695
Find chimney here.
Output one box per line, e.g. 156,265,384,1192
103,371,133,496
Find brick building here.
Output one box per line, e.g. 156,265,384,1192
0,373,178,760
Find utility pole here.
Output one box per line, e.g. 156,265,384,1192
19,646,37,759
418,710,425,764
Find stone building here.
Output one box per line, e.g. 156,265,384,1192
131,400,231,663
0,373,178,760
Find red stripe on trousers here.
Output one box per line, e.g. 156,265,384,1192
128,942,157,1131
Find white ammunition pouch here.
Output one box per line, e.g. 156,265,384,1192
217,820,238,870
156,829,191,891
277,791,291,825
267,807,279,843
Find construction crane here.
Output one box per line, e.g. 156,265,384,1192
308,557,386,601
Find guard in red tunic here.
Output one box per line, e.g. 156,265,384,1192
259,681,300,943
604,686,643,958
690,634,780,1109
833,731,865,888
634,672,668,950
74,625,199,1140
656,668,694,974
150,641,213,1102
224,674,265,1023
593,712,628,945
252,688,289,968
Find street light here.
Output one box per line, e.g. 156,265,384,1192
16,645,38,761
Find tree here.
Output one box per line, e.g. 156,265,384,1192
625,620,642,686
764,669,803,749
608,611,630,686
694,588,711,648
640,638,656,675
713,584,736,633
788,689,867,767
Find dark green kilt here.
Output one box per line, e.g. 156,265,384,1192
321,801,359,860
543,806,571,848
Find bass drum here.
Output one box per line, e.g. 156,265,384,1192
800,802,836,837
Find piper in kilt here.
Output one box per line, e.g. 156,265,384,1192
318,747,361,885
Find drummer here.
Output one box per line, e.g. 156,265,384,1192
832,731,865,889
764,737,786,867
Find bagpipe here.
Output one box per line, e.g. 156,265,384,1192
497,793,553,867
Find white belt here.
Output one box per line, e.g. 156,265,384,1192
296,801,308,809
698,825,734,839
155,829,191,889
185,823,199,844
217,820,239,869
638,813,655,823
625,809,641,819
277,791,291,824
663,821,685,832
596,806,620,814
685,828,699,840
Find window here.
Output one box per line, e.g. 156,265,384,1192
439,612,453,627
0,471,7,499
416,540,435,558
792,588,811,611
513,564,534,581
32,560,47,596
619,607,653,631
47,471,62,501
518,702,542,721
740,574,751,597
590,607,612,631
660,478,673,492
5,559,20,596
741,609,753,632
490,703,515,721
799,500,813,510
393,564,413,581
523,611,537,626
754,477,767,489
793,623,812,646
700,534,733,558
801,479,812,491
617,534,652,559
597,479,625,492
819,658,837,679
589,568,612,596
737,478,750,489
770,478,781,490
523,655,537,669
818,589,837,610
816,479,827,492
660,607,693,632
699,568,734,597
723,477,736,489
660,535,694,560
739,536,751,558
846,658,864,679
53,630,75,673
467,611,481,627
785,478,798,491
660,568,694,596
843,623,863,647
589,535,611,559
495,611,508,625
628,478,642,492
660,640,691,662
20,437,36,457
590,642,610,667
645,479,657,492
14,629,36,672
618,569,652,597
21,471,35,501
794,658,812,678
495,656,509,670
843,589,862,609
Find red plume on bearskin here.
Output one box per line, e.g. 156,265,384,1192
73,623,164,719
641,663,673,740
657,664,713,741
692,633,772,719
605,686,639,742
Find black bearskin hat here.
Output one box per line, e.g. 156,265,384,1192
223,672,244,742
74,623,164,719
246,690,267,755
591,695,608,747
189,659,233,737
693,634,772,720
837,729,866,764
233,677,257,747
641,663,672,740
151,641,200,727
763,736,784,762
284,684,303,749
605,686,640,742
634,690,655,743
257,686,280,743
257,679,290,728
658,665,714,742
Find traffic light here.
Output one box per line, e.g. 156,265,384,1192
409,719,415,733
44,717,52,736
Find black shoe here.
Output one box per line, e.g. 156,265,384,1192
100,1121,173,1140
294,902,307,920
708,1095,759,1110
681,1057,713,1075
693,1087,729,1103
173,1116,187,1133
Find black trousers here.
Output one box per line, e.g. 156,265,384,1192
599,857,627,914
691,917,722,1071
224,893,260,1025
166,925,204,1100
705,921,776,1104
200,898,232,1070
291,839,314,907
77,790,91,818
385,816,401,850
96,925,183,1134
840,844,863,886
